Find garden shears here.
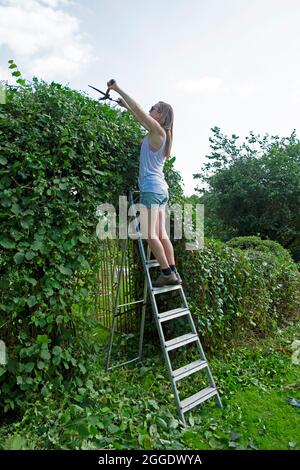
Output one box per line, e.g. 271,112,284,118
88,84,119,103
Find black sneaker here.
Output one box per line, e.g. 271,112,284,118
174,269,182,284
152,271,180,288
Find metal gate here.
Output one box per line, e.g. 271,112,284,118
94,236,146,333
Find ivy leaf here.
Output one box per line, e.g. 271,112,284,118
14,252,25,265
79,235,89,244
108,424,120,434
25,362,35,373
16,79,26,86
27,296,37,307
21,217,34,229
25,251,36,260
79,257,91,270
53,346,62,356
58,265,73,276
10,229,23,241
78,363,86,374
41,349,51,361
36,335,51,344
41,385,49,396
31,240,44,252
0,156,8,165
26,277,37,286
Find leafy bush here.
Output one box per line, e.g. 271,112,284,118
175,236,300,350
0,77,127,413
226,235,294,262
0,73,182,415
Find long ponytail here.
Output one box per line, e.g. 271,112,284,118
157,101,174,159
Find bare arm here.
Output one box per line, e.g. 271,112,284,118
119,97,151,131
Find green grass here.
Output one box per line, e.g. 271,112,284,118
235,388,299,450
1,319,299,450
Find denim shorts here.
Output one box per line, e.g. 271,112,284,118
140,191,169,208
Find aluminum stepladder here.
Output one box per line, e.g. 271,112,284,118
105,190,222,426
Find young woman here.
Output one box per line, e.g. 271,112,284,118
107,79,181,287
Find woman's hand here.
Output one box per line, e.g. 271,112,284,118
116,97,128,109
107,79,120,92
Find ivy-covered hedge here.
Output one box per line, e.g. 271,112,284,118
0,74,182,415
175,236,300,350
0,77,183,415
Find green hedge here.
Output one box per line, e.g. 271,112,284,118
175,236,300,350
0,77,182,415
0,78,131,413
226,235,294,262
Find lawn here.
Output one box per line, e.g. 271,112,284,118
1,319,299,450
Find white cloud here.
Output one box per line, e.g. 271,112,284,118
174,77,224,94
0,0,96,82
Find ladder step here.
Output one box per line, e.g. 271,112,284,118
180,387,218,413
165,333,199,351
152,284,182,295
172,359,208,381
158,307,190,322
146,260,160,268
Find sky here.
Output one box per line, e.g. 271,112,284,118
0,0,299,195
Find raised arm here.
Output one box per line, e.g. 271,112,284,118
117,97,151,131
107,79,163,135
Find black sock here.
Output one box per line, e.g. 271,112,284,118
169,264,176,272
162,267,172,276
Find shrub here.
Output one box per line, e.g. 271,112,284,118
226,235,294,262
175,237,300,351
0,73,183,415
0,78,126,413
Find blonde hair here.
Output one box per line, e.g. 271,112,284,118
157,101,174,159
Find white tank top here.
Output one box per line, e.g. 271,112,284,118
138,134,169,193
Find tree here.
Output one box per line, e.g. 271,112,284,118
193,127,300,261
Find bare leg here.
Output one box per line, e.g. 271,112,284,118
155,207,176,266
139,206,169,269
